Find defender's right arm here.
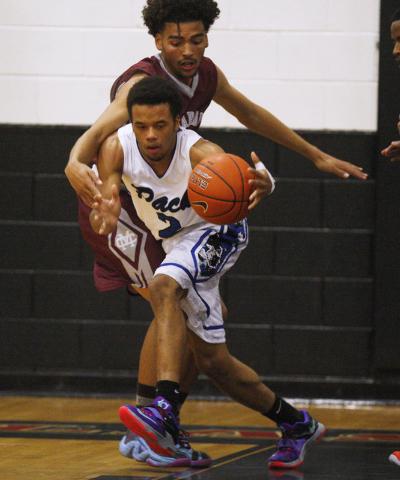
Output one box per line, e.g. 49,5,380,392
65,73,148,206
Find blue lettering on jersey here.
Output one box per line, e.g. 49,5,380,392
131,183,191,213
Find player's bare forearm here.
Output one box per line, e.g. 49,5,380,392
65,90,133,206
65,129,105,206
214,76,367,180
244,111,368,180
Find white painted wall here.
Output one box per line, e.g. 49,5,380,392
0,0,380,131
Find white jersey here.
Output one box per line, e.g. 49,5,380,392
118,124,207,248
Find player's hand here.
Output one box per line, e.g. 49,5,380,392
312,151,368,180
248,152,274,211
65,161,103,207
90,184,120,235
381,140,400,162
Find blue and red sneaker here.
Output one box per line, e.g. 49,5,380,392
268,410,325,469
389,451,400,466
119,428,212,467
119,396,212,467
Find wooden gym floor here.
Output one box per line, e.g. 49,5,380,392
1,394,400,479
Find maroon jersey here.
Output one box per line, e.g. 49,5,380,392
110,55,218,131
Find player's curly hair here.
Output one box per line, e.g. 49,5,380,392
127,76,183,122
142,0,220,37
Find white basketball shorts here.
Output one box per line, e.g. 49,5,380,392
154,219,249,344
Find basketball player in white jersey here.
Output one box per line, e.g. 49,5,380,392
90,76,325,470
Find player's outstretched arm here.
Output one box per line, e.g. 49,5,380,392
213,66,368,180
65,74,148,206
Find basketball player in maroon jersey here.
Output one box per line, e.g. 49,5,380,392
64,0,361,469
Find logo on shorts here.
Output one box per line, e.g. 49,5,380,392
115,230,138,252
198,234,224,276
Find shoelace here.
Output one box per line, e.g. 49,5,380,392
143,405,189,444
277,429,298,454
177,430,191,449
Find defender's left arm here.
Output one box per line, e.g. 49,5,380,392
213,66,367,180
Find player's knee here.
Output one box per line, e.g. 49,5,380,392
149,273,184,305
195,347,231,380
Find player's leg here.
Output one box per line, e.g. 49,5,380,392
133,219,324,470
79,193,208,466
187,329,325,468
188,330,276,412
119,221,249,458
120,316,208,467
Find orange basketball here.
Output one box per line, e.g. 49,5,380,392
188,153,255,225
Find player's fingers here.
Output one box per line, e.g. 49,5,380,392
111,184,119,202
337,163,367,180
250,151,260,165
386,148,400,158
99,219,107,235
81,194,94,208
86,183,101,202
249,189,256,200
88,170,103,186
381,146,397,156
248,196,260,211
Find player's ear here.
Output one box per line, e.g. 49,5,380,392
155,33,162,51
204,34,209,48
174,116,180,131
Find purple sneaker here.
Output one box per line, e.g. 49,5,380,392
119,397,212,467
119,397,181,459
146,431,212,468
119,428,212,468
268,410,325,469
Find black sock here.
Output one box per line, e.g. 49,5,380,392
156,380,180,414
263,395,304,425
136,382,188,414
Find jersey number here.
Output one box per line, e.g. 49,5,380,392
157,213,182,239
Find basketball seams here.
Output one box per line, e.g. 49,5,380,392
226,154,247,222
196,162,238,201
